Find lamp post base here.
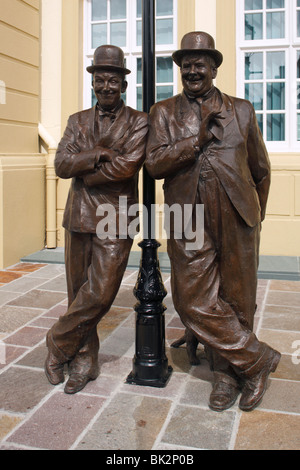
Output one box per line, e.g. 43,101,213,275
126,240,173,388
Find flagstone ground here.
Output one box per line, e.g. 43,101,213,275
0,261,299,450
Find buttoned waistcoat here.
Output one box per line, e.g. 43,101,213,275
146,89,270,228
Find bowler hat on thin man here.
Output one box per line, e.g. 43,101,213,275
86,45,131,74
172,31,223,68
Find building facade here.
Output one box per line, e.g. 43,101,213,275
0,0,299,268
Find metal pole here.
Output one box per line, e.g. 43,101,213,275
126,0,172,387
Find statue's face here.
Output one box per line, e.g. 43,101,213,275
93,70,127,110
180,54,217,98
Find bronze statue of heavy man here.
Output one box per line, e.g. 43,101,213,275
146,32,281,412
45,45,148,394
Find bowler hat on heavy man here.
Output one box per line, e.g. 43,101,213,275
172,31,223,68
86,44,131,74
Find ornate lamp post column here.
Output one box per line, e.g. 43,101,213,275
126,0,172,387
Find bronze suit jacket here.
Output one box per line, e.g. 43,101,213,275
55,102,148,233
146,89,270,228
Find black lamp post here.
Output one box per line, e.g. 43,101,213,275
126,0,172,387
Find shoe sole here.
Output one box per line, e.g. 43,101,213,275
239,350,281,412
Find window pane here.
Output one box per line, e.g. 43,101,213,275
245,52,263,79
267,114,285,140
267,51,285,79
156,19,173,44
266,12,285,38
245,83,263,110
92,23,107,48
266,0,284,8
92,89,97,107
157,0,173,16
92,0,107,21
110,22,126,47
137,20,142,46
297,85,300,110
137,87,142,111
245,13,263,40
256,113,263,134
298,11,300,37
298,0,300,6
157,57,173,83
137,58,142,84
297,51,300,79
137,0,142,18
267,83,285,110
157,85,173,102
245,0,262,9
110,0,126,20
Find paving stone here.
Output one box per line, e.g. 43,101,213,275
258,329,300,355
38,274,67,293
269,280,300,292
16,344,47,369
6,263,47,273
98,353,133,378
97,307,133,342
113,285,136,308
0,414,23,440
0,291,24,306
0,344,28,370
7,290,67,309
0,367,53,413
0,272,24,283
272,354,300,381
75,392,172,450
266,291,300,308
100,326,134,357
7,391,106,450
262,305,300,331
257,379,300,414
0,305,45,335
0,277,48,294
161,405,236,450
234,410,300,450
180,378,220,409
4,326,47,348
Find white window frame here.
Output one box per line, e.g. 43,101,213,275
83,0,178,111
236,0,300,152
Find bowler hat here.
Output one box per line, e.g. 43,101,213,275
86,45,131,74
172,31,223,68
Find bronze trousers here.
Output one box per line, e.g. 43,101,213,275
167,160,271,382
48,231,132,377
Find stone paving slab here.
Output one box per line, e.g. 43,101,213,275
0,262,299,451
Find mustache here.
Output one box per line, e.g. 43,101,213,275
182,74,204,81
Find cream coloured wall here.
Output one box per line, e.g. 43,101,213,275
0,0,45,268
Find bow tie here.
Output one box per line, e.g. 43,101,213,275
99,110,116,120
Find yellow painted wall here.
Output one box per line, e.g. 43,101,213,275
0,0,45,268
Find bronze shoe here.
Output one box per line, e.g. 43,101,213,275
209,380,240,412
64,373,97,394
44,351,65,385
239,350,281,412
